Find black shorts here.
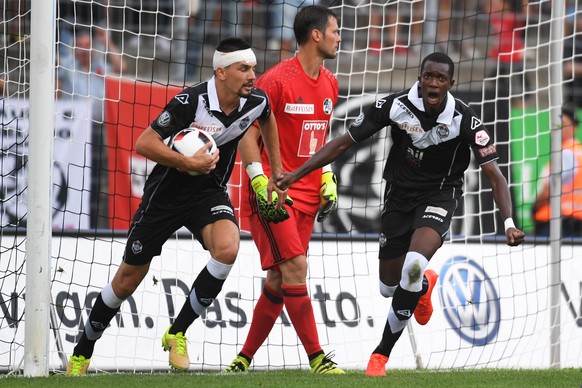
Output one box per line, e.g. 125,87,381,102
378,185,461,260
123,190,238,265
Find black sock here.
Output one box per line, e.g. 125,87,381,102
238,352,253,364
308,350,324,362
73,293,119,358
373,286,422,357
170,267,225,334
169,296,198,335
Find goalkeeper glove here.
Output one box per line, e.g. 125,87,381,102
250,174,293,223
317,171,338,222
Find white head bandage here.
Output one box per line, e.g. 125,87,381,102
213,48,257,70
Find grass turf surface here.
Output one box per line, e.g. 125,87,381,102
1,369,581,387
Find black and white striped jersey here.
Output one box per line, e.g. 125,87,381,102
143,77,270,204
348,82,498,191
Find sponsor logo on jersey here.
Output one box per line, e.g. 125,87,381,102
436,124,450,138
396,99,414,118
239,116,251,130
284,103,314,114
323,98,333,115
475,130,490,146
478,144,496,157
131,240,143,255
405,147,424,168
175,93,190,105
190,123,222,134
470,116,482,130
439,256,500,345
301,120,328,131
375,99,387,109
398,122,424,135
200,297,214,306
157,111,171,127
352,112,365,127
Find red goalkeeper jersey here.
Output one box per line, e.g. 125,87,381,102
240,56,339,217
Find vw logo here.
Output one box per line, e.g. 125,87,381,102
438,256,500,346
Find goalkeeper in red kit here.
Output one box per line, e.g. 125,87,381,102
225,5,344,374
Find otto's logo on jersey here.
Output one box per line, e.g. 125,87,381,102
298,121,327,157
475,130,490,146
302,121,328,131
323,98,333,115
157,111,171,127
284,103,314,114
436,124,450,138
239,116,251,130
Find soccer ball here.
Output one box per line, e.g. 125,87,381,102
171,128,217,176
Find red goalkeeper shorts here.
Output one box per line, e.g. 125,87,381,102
247,206,315,271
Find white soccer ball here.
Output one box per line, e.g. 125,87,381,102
171,128,217,176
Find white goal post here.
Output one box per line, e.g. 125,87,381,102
1,0,581,377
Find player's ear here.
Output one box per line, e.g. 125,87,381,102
215,67,227,80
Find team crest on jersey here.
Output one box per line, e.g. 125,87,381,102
375,99,387,109
475,130,490,146
471,116,482,130
175,93,190,105
323,98,333,115
157,111,171,127
436,124,450,138
352,112,365,127
131,240,143,255
239,116,251,130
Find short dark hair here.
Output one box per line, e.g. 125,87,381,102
294,5,338,46
421,52,455,79
216,37,251,53
562,103,580,126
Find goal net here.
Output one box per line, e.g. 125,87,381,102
1,0,581,374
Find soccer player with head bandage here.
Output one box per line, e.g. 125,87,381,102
65,37,288,375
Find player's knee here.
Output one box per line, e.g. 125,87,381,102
279,255,307,284
400,251,428,292
211,243,239,264
112,270,145,299
379,280,397,298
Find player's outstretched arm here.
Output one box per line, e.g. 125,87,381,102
238,125,290,223
277,132,356,190
481,160,525,246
